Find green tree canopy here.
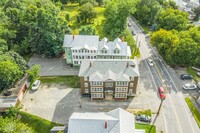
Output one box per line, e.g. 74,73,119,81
0,116,34,133
150,28,200,67
79,25,96,35
0,60,23,90
103,0,138,39
155,8,189,31
134,0,162,26
77,2,97,24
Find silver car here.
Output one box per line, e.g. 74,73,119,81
147,58,153,67
31,80,41,91
183,83,197,90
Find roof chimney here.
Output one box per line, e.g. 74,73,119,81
73,35,75,40
104,122,107,129
122,36,124,42
127,62,129,68
89,62,92,67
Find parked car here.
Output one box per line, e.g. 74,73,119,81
3,90,12,96
158,86,166,100
128,22,131,27
147,58,153,67
132,31,135,35
197,71,200,77
180,74,192,80
31,80,41,91
135,114,151,123
182,83,197,90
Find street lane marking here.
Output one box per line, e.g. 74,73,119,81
162,64,195,133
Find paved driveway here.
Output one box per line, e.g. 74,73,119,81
28,55,79,76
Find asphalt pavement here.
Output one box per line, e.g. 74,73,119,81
128,17,200,133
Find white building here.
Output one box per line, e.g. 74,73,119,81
63,35,131,66
68,108,145,133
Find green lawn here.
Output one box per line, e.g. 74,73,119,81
61,3,105,35
19,111,62,133
187,67,200,82
135,123,156,133
40,76,80,88
185,97,200,128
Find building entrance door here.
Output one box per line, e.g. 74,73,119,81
105,90,113,100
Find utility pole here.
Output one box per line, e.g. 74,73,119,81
157,99,164,115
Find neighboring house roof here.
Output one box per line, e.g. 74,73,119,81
63,35,131,56
63,35,99,50
78,59,139,81
68,108,145,133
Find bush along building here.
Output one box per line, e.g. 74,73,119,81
78,59,139,100
63,35,131,66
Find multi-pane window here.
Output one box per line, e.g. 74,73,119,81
90,81,103,86
94,56,96,59
115,87,128,92
105,83,113,87
115,93,127,98
91,87,103,92
84,83,88,87
91,93,103,98
74,61,78,64
116,81,128,86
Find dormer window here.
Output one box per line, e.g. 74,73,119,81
114,48,120,54
101,48,107,54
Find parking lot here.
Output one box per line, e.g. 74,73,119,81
28,55,79,76
21,73,161,125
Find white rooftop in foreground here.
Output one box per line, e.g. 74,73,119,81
68,108,145,133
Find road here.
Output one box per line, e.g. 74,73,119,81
128,17,200,133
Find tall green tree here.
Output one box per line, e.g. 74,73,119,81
103,0,138,40
79,25,96,35
134,0,162,26
26,65,41,84
0,60,23,90
155,8,189,31
78,2,97,24
0,116,34,133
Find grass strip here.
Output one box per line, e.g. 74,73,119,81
185,97,200,128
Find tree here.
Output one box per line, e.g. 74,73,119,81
0,60,23,90
103,0,138,39
0,116,34,133
5,51,28,71
26,65,41,84
134,0,162,26
194,6,200,21
6,106,22,118
79,0,97,6
79,25,96,35
155,8,189,31
26,1,70,57
78,2,97,24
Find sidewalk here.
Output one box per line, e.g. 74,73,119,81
191,97,200,113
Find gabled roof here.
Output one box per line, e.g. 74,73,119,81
63,35,99,50
78,59,139,81
68,108,145,133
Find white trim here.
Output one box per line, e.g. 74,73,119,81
91,87,103,92
91,93,103,98
115,87,128,92
115,93,127,98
